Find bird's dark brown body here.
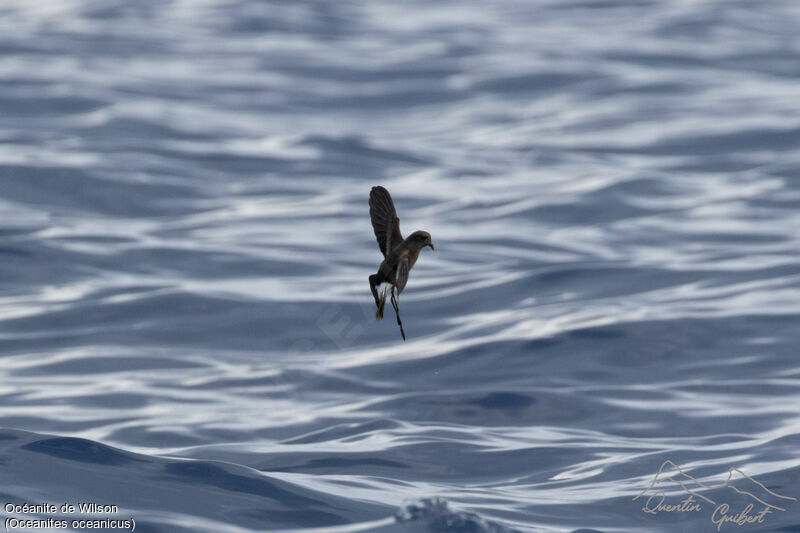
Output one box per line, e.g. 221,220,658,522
376,243,422,284
368,186,433,339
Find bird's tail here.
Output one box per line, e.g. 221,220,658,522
376,288,387,320
370,274,386,320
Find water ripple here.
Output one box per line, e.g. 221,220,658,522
2,0,800,531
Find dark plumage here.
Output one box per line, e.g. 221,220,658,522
368,186,434,340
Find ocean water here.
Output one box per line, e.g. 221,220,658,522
1,0,800,531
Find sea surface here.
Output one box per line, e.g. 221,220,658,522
1,1,799,532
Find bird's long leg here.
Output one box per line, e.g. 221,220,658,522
390,287,406,341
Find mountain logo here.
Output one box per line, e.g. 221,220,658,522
633,460,796,530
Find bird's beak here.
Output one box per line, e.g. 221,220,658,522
428,242,435,250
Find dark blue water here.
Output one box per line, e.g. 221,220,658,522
1,1,799,531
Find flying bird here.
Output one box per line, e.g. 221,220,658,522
369,186,434,341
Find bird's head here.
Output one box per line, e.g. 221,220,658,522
410,231,434,251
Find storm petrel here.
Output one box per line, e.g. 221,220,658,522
368,186,434,340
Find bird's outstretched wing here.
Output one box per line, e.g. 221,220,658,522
395,257,410,295
369,186,403,257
